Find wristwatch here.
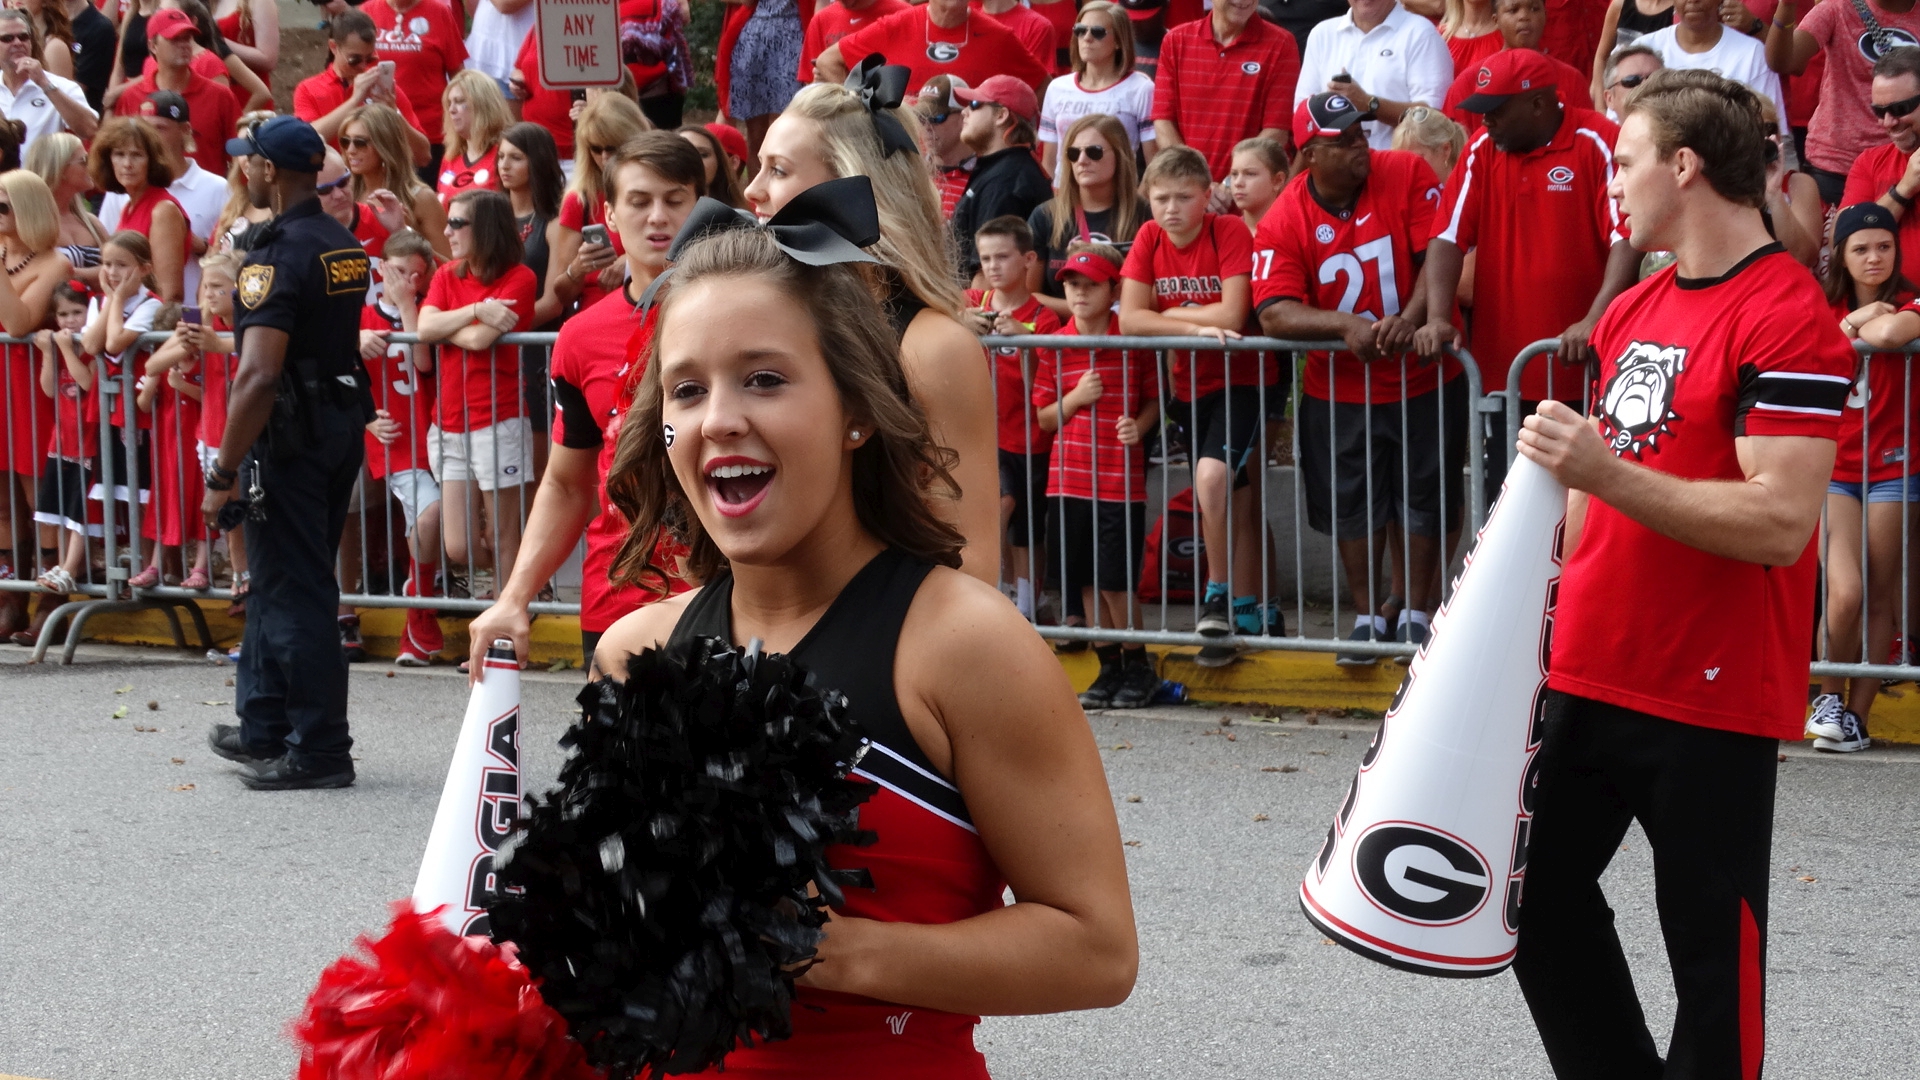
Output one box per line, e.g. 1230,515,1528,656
1891,184,1915,209
204,461,237,492
1367,95,1381,113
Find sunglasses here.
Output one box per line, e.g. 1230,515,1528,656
342,52,377,68
1873,92,1920,119
315,175,350,195
1071,23,1110,38
923,110,952,125
446,217,472,230
590,144,619,156
965,99,1001,111
0,32,30,44
1607,73,1648,91
0,203,13,216
340,136,373,150
1065,144,1106,162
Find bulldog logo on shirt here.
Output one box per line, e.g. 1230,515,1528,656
1241,61,1261,74
927,40,961,62
1859,28,1920,62
1597,341,1687,458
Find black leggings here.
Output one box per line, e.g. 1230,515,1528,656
1514,691,1779,1080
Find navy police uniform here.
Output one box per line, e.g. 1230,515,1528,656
231,195,372,774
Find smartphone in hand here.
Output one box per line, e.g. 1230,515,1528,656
182,305,202,325
580,223,609,248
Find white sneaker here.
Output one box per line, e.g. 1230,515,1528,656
1813,710,1871,753
394,650,433,668
1805,693,1846,741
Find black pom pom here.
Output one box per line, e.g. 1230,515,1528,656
489,636,876,1078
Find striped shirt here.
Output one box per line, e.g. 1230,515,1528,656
1150,14,1300,179
1031,321,1158,501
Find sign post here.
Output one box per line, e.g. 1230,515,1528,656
536,0,622,89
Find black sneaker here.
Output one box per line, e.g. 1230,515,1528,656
1110,654,1159,708
1264,602,1287,638
207,723,279,769
1078,660,1122,710
1196,594,1232,637
1813,710,1871,754
1395,620,1429,666
1194,643,1241,668
1336,623,1381,666
240,755,356,790
339,615,367,663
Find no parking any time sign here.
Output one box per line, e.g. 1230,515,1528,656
536,0,621,88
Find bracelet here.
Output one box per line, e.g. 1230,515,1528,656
203,466,236,492
1891,185,1915,209
1771,16,1792,27
1841,317,1857,335
563,264,579,283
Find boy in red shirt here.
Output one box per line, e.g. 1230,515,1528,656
1118,145,1265,667
965,215,1062,619
359,232,446,666
1033,245,1161,710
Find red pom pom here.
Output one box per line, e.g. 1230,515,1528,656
293,902,602,1080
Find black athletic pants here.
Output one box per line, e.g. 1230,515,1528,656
1514,691,1779,1080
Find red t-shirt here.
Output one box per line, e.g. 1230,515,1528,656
1800,0,1920,177
969,288,1062,454
197,335,231,452
351,202,392,255
1031,320,1156,501
1123,214,1266,401
1250,149,1445,404
438,143,501,206
559,190,628,311
1833,295,1920,485
422,261,539,432
361,300,437,477
363,0,469,138
1843,143,1920,285
935,160,973,220
1149,16,1300,180
973,0,1054,70
292,68,430,145
799,0,908,80
513,29,576,157
1551,246,1855,741
833,6,1052,95
1446,30,1502,78
1784,0,1823,128
1538,0,1605,84
1030,0,1075,72
48,346,98,461
112,70,241,176
137,49,239,110
1440,50,1591,138
1434,108,1622,399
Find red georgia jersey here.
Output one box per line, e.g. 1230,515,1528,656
1122,214,1269,400
1551,246,1855,741
1251,148,1444,403
1031,321,1158,501
967,289,1062,455
360,301,437,478
1832,295,1920,486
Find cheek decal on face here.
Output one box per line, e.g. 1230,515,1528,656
663,422,675,448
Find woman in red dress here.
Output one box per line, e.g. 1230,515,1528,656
87,117,185,301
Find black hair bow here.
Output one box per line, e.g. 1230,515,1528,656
639,176,884,312
844,54,918,158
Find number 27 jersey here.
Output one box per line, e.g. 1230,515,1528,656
1251,149,1444,404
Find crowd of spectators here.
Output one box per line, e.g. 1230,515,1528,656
0,0,1917,732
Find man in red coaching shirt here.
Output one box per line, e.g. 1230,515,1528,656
362,0,468,158
813,0,1051,95
799,0,907,81
1513,70,1855,1080
1254,92,1465,663
1418,48,1640,497
111,9,239,176
1844,47,1920,286
1150,0,1298,179
292,10,432,167
1439,0,1590,137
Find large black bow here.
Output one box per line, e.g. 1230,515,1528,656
844,54,918,158
639,176,884,312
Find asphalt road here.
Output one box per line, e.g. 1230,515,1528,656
2,645,1918,1079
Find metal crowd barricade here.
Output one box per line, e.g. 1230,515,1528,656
981,334,1484,662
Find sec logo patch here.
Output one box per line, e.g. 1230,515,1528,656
927,41,960,62
237,264,273,309
1315,223,1335,244
1241,61,1261,75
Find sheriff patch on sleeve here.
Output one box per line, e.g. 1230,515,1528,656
319,248,371,296
237,264,273,309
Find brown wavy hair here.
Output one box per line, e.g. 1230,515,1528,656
605,227,965,596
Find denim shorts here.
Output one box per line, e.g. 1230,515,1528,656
1828,476,1917,503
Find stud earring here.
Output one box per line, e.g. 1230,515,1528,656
849,430,861,440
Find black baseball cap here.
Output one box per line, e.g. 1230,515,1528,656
225,115,326,173
142,89,188,123
1834,202,1899,251
1293,92,1374,147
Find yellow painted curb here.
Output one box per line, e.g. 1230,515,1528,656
67,600,1920,744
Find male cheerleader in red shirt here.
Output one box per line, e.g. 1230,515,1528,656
1513,70,1855,1079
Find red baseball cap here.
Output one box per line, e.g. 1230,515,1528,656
704,121,747,164
1058,248,1120,284
147,8,196,41
1115,0,1167,20
1292,92,1374,148
953,75,1039,126
1458,48,1561,113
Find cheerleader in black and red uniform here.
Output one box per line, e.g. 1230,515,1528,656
595,200,1137,1079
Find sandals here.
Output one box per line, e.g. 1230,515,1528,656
37,566,77,595
128,565,161,589
181,568,211,590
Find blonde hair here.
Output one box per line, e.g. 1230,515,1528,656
1070,2,1136,81
0,169,59,253
22,132,104,246
1142,145,1211,192
783,82,964,320
568,93,651,213
1046,113,1144,251
1440,0,1487,38
1391,106,1467,175
344,104,432,209
198,249,240,279
442,68,513,163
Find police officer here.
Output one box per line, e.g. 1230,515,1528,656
201,116,372,791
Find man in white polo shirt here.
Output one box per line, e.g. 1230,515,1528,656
0,6,96,146
102,91,224,297
1295,0,1452,148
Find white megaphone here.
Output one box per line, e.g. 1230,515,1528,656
412,639,522,937
1299,455,1566,977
